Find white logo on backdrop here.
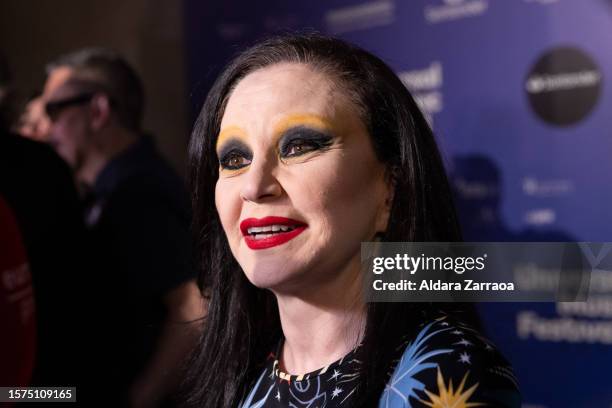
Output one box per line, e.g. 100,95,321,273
325,0,395,34
454,178,498,199
398,61,443,127
425,0,488,24
522,177,574,197
523,208,556,226
526,70,601,94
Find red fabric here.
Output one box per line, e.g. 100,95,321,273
0,196,36,389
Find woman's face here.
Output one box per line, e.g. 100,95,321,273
215,63,392,293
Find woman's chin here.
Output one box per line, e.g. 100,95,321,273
246,270,288,289
244,265,307,294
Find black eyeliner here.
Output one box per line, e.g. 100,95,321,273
217,138,252,168
278,126,334,156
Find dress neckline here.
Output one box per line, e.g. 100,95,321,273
271,340,361,383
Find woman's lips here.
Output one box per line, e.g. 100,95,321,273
240,216,307,250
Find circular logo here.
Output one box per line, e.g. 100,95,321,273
525,46,602,126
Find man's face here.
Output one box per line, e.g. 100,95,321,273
43,67,93,170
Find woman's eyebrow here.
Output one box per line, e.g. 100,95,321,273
216,125,248,150
272,114,334,140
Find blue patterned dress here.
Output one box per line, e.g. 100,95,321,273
239,313,521,407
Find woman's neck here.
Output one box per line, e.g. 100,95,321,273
274,257,366,375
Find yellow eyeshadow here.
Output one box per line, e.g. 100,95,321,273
273,114,334,138
216,125,248,150
219,165,248,176
217,114,335,154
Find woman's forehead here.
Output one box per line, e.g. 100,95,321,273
219,63,359,139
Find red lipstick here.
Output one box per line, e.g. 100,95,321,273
240,216,307,250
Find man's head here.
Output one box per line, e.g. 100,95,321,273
43,48,144,172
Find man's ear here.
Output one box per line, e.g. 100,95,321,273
89,93,112,131
375,166,397,234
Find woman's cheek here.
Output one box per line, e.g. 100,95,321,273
215,180,241,245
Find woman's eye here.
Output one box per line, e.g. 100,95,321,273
220,152,251,170
284,140,319,157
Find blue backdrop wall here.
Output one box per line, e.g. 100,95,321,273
184,1,612,406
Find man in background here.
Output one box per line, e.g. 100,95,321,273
42,48,204,407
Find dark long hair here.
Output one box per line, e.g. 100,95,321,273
185,33,465,407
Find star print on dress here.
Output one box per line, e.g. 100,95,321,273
454,338,473,347
419,368,484,408
331,386,343,399
387,313,520,407
240,312,520,407
380,320,454,407
458,352,471,364
328,369,341,381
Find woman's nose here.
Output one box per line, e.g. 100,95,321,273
240,158,282,203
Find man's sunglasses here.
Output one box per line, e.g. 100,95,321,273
44,93,95,121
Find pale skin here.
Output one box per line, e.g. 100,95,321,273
215,63,393,375
43,67,206,408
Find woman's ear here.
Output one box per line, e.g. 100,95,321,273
375,166,397,234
